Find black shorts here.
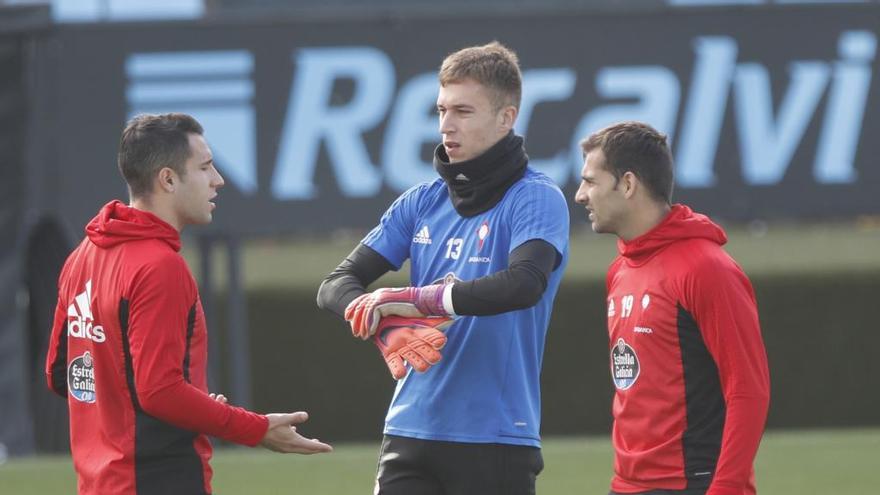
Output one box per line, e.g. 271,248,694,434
375,434,544,495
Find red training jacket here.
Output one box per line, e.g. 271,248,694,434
606,204,770,495
46,200,268,495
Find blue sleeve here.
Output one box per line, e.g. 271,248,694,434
361,184,425,270
509,180,570,259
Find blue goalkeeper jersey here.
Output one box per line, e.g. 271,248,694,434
362,167,569,447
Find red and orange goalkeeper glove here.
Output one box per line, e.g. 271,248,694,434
372,316,452,380
345,285,450,340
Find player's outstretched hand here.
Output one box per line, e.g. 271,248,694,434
259,412,333,454
372,316,452,379
208,393,227,404
345,285,449,339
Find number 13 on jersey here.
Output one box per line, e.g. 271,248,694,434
445,238,464,260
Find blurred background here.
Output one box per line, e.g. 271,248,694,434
1,0,878,492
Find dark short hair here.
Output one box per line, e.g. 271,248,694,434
580,121,674,203
117,113,204,198
439,41,522,110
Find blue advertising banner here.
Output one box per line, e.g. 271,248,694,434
41,5,880,234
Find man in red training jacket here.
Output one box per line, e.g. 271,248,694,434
574,121,770,495
46,113,332,495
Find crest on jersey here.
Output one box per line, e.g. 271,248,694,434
611,338,640,390
476,221,490,251
68,351,97,403
433,272,462,285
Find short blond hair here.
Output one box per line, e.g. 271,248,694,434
439,41,522,110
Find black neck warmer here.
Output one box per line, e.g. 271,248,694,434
433,131,528,217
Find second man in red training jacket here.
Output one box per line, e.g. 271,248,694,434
574,121,770,495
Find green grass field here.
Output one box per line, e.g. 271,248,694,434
187,220,880,290
3,428,877,494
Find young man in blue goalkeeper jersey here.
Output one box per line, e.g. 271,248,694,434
317,41,569,495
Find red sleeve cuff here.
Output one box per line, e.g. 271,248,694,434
232,409,269,447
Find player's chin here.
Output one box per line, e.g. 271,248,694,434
591,220,608,234
447,147,475,163
191,212,214,225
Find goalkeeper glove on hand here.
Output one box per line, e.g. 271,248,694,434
345,285,450,340
372,316,452,380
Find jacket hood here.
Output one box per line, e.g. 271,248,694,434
86,200,181,251
618,204,726,264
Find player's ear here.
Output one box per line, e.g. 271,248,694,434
157,167,176,193
499,105,517,132
621,171,639,199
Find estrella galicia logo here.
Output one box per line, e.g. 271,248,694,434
125,50,257,195
611,338,640,390
68,351,97,403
